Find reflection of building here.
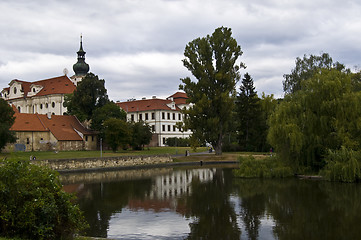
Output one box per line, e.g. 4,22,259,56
0,36,89,115
149,168,216,200
116,92,192,146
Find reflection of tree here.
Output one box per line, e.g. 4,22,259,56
234,179,268,240
234,178,361,240
183,169,241,240
76,179,152,238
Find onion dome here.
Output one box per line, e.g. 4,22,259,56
73,35,90,76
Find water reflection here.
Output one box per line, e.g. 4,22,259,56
62,167,361,239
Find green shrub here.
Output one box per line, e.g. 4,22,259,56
0,159,88,239
321,147,361,182
166,137,190,147
233,155,293,178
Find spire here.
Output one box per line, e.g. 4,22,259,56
73,34,90,76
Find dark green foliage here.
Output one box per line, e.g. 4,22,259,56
233,156,293,178
91,102,127,132
64,73,109,121
0,159,88,239
321,147,361,182
0,99,16,152
165,137,190,147
236,73,263,151
130,121,152,150
283,53,347,94
268,69,361,172
103,118,131,152
179,26,245,155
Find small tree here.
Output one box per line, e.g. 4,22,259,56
0,159,88,239
103,118,131,152
0,99,16,152
91,101,127,132
180,26,245,155
130,121,152,150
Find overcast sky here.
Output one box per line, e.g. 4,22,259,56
1,0,360,101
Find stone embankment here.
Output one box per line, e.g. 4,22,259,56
33,155,172,172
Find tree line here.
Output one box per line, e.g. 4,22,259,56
180,27,361,182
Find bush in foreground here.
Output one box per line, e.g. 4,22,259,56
0,159,88,239
233,155,293,178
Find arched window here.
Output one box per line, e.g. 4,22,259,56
13,87,17,94
40,104,43,109
17,106,21,113
33,88,36,92
52,102,55,108
45,103,48,108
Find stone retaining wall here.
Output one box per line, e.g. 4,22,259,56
33,154,172,171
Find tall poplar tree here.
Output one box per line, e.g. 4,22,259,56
180,27,245,155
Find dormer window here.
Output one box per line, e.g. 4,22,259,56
13,87,17,94
33,88,36,92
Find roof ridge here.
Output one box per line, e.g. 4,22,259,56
36,113,49,131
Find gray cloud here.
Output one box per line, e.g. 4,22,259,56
1,0,361,101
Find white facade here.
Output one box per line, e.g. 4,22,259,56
1,76,76,115
117,93,192,146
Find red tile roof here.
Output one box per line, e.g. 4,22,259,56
5,76,75,99
10,113,48,132
117,98,180,113
11,113,95,141
117,92,189,113
168,91,188,105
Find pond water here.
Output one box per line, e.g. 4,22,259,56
61,166,361,240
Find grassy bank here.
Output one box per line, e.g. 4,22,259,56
0,147,207,161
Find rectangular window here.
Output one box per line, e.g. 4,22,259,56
145,113,149,120
163,137,166,145
85,136,88,141
178,113,181,120
168,125,171,131
167,113,170,119
162,125,165,131
173,125,176,132
162,112,165,119
152,112,155,120
173,113,175,120
139,113,142,121
131,114,134,121
151,125,155,132
26,138,30,144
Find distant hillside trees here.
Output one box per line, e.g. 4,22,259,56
0,99,16,152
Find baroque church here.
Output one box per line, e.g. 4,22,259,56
0,36,90,115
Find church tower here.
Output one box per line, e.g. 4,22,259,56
70,35,90,85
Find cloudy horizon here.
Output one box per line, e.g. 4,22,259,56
1,0,360,101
